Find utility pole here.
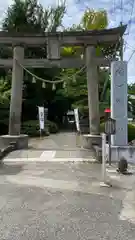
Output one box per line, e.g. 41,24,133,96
120,21,123,61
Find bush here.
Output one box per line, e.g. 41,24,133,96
100,122,105,133
21,120,44,137
128,124,135,142
100,122,135,143
47,120,58,134
21,120,58,137
0,122,8,135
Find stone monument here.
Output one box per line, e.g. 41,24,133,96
111,61,128,146
105,61,135,163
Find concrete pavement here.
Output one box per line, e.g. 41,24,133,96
0,161,135,239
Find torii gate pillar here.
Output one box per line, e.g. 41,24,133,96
82,46,101,148
0,46,28,149
9,46,24,135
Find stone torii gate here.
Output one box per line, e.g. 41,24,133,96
0,26,126,149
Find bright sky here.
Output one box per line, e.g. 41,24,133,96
0,0,135,83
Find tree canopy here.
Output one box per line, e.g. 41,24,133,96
3,0,66,33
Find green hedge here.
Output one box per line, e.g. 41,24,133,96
128,124,135,142
21,120,58,137
47,120,59,133
100,123,135,143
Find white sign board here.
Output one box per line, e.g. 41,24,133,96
74,108,80,132
38,106,44,130
111,61,128,146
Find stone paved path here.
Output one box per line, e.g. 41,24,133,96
4,132,95,162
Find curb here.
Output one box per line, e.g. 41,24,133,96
0,142,16,161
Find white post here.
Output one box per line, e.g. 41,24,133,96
102,133,107,182
111,61,128,146
100,133,112,187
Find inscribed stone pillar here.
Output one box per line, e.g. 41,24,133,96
47,38,60,60
85,46,100,135
9,46,24,135
111,61,128,146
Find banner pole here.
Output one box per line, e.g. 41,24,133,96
40,129,42,139
38,106,45,138
74,108,81,147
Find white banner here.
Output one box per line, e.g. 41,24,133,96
38,106,44,130
74,108,80,132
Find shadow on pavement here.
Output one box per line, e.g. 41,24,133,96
0,163,23,175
